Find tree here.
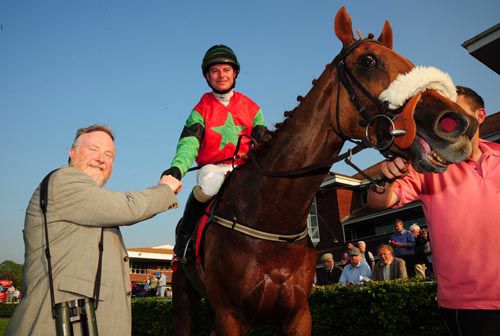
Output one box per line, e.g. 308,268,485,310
0,260,23,291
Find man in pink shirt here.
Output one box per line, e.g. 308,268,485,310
368,86,500,336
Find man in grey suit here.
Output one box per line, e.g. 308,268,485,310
6,124,182,336
371,244,408,281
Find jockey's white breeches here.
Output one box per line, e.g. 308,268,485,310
196,164,233,199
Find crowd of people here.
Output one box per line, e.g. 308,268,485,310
0,284,21,303
316,219,433,287
132,272,173,298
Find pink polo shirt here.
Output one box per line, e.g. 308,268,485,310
394,139,500,309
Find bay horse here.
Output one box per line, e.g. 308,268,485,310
173,7,477,336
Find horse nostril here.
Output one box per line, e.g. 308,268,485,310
438,114,460,133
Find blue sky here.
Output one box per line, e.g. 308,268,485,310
1,0,499,263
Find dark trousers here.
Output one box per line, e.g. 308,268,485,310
441,308,500,336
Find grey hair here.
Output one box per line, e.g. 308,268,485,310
72,124,115,149
357,241,366,247
409,223,421,232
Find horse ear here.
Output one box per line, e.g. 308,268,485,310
378,20,393,49
334,7,355,46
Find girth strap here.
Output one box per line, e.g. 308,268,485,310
211,215,308,243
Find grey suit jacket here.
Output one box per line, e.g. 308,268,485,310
7,166,178,336
371,257,408,281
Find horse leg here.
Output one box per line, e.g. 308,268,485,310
172,267,201,336
213,307,251,336
281,305,312,336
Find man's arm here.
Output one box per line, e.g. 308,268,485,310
165,109,205,179
54,167,179,227
406,232,416,248
367,157,409,210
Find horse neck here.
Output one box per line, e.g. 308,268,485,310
260,64,344,173
222,64,346,233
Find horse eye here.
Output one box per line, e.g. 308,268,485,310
359,55,377,68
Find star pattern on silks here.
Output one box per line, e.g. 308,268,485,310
211,113,246,150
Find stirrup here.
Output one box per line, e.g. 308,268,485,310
180,236,195,264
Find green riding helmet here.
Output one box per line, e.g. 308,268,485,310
201,44,240,75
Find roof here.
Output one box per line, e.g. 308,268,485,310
480,112,500,142
127,244,174,260
462,23,500,75
342,202,422,226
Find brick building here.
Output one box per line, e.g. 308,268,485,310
127,244,174,284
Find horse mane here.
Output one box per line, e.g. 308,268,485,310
254,38,370,156
251,58,339,156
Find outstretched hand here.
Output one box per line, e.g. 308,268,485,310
159,175,183,194
379,157,410,180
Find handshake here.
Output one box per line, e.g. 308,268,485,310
159,167,183,194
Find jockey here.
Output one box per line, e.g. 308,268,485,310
162,44,268,261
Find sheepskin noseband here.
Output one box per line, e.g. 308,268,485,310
379,66,457,110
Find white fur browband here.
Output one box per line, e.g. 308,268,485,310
379,66,457,110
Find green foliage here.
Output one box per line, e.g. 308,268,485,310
0,260,23,292
309,279,445,336
0,318,10,336
131,297,214,336
0,304,16,318
131,279,446,335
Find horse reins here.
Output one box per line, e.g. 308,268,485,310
206,39,415,243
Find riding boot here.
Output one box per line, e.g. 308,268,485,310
174,190,208,263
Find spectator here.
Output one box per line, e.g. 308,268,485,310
166,286,173,298
368,86,500,335
357,241,375,270
340,242,354,267
389,219,415,277
411,224,427,277
315,253,343,286
372,244,408,281
13,289,20,302
149,274,159,296
6,285,15,302
338,247,371,285
5,124,182,336
157,272,168,297
420,229,433,276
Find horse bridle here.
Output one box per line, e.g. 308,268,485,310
333,38,412,155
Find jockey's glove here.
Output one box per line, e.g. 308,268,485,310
161,166,182,180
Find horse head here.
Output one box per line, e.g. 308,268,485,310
332,7,478,173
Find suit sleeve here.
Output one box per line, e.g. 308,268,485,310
398,260,408,279
52,168,178,227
